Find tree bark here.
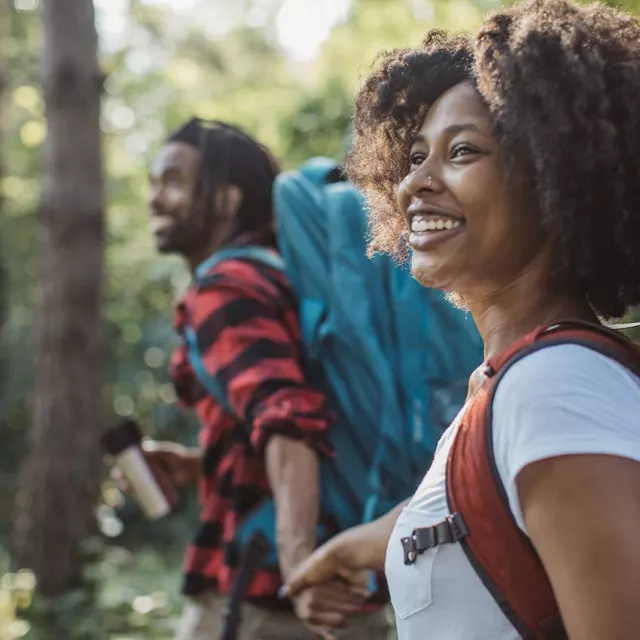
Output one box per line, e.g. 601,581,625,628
0,0,9,334
14,0,104,598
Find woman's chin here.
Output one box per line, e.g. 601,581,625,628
410,258,452,291
411,264,467,309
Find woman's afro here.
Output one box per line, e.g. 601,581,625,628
346,0,640,318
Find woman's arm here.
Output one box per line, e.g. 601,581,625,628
518,453,640,640
284,499,409,596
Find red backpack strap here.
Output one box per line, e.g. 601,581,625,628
446,321,640,639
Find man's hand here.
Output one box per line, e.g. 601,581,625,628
292,579,370,640
111,440,201,507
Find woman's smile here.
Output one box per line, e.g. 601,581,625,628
408,205,466,251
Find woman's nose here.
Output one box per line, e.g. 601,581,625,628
409,163,440,194
397,166,437,210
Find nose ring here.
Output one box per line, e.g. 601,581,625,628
426,175,433,190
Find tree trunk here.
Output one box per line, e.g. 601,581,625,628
0,0,9,334
14,0,104,598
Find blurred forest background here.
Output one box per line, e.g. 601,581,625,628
1,0,639,638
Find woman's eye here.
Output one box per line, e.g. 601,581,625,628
451,144,476,159
410,152,426,166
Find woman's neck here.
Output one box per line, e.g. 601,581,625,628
463,258,598,361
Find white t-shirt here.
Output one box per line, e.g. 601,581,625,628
385,344,640,640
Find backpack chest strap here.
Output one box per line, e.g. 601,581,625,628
401,512,469,565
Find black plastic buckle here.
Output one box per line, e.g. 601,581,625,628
400,513,468,566
401,535,418,566
413,526,437,551
447,512,469,541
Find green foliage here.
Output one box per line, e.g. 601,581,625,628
0,550,35,640
22,541,183,639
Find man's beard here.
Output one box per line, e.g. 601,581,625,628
154,210,210,257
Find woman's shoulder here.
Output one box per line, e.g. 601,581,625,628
492,342,640,531
496,341,640,402
492,341,640,479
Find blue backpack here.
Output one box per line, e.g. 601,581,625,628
186,157,483,566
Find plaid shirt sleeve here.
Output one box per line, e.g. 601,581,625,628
186,258,334,456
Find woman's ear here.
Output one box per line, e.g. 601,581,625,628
216,184,243,220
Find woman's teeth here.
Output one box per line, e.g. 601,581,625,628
411,217,462,232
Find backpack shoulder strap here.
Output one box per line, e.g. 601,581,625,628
194,246,285,287
446,321,640,640
185,246,286,412
184,246,288,566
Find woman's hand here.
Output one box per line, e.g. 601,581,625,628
284,533,369,598
292,579,371,640
284,499,408,598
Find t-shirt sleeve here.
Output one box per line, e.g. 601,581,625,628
492,343,640,532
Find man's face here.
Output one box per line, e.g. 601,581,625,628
148,141,202,255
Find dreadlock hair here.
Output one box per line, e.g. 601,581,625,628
167,118,280,239
346,0,640,319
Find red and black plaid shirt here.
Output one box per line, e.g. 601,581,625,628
169,243,334,602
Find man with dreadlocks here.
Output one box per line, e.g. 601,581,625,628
140,119,388,640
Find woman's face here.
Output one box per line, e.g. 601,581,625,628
397,82,544,299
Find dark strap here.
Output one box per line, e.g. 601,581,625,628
401,512,469,565
539,616,569,640
221,532,271,640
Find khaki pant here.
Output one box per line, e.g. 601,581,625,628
175,591,395,640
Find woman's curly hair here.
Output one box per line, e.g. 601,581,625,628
346,0,640,318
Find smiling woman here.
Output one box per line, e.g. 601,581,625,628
282,2,640,639
348,9,640,319
397,82,542,295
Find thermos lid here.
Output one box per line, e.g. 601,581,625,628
102,419,143,455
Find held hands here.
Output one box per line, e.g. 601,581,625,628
283,509,403,639
111,440,200,507
283,534,373,640
292,579,370,640
283,530,372,600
